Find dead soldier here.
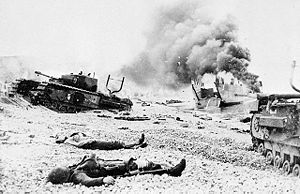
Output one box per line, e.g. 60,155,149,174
55,132,147,150
47,154,186,187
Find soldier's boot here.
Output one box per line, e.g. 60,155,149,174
55,135,67,144
124,133,147,149
132,159,186,177
138,133,145,144
167,159,186,177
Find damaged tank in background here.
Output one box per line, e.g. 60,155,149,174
250,61,300,176
14,71,133,113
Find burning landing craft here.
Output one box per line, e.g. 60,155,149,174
14,71,133,113
192,72,260,109
250,61,300,176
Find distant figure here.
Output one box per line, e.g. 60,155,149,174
55,132,147,150
0,131,10,141
47,153,186,187
87,73,91,76
79,71,83,75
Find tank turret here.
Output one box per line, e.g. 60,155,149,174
60,74,97,92
35,71,98,92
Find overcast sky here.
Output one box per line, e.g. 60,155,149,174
0,0,299,93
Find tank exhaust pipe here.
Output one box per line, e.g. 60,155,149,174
290,60,300,93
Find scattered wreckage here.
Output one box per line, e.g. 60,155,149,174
250,61,300,176
114,116,150,121
14,71,132,113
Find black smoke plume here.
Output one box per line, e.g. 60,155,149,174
121,1,260,91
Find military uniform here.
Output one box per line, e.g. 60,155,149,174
47,154,186,187
56,132,147,150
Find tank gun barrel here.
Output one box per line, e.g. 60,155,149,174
35,71,58,80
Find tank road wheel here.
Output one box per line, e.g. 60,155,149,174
257,143,266,156
51,102,58,110
251,137,259,150
265,151,274,165
44,102,51,108
59,106,67,113
282,160,291,175
292,164,300,177
274,155,283,169
251,114,259,132
262,128,270,140
67,107,76,113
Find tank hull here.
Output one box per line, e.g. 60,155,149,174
250,94,300,175
15,79,132,113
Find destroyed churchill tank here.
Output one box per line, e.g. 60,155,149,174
14,71,133,113
250,61,300,176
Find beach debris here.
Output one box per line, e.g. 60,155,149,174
198,125,205,129
0,131,10,141
141,102,151,106
97,114,112,118
180,123,189,128
176,117,183,122
230,127,249,134
166,99,183,104
120,112,131,116
117,126,129,130
240,117,251,123
114,116,150,121
199,115,212,121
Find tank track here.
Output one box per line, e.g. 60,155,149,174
30,90,132,113
33,97,90,113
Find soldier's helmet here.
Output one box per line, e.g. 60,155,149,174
47,166,71,184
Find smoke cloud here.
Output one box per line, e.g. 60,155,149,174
0,56,36,82
121,1,259,90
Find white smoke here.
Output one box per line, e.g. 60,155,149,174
0,56,36,82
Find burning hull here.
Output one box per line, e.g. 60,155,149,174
192,86,221,109
192,74,257,109
216,82,257,106
195,97,220,109
192,86,254,109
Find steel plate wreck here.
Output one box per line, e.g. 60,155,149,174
14,71,133,113
192,72,260,109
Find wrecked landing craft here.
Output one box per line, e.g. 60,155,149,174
192,72,260,109
250,61,300,176
14,71,133,113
